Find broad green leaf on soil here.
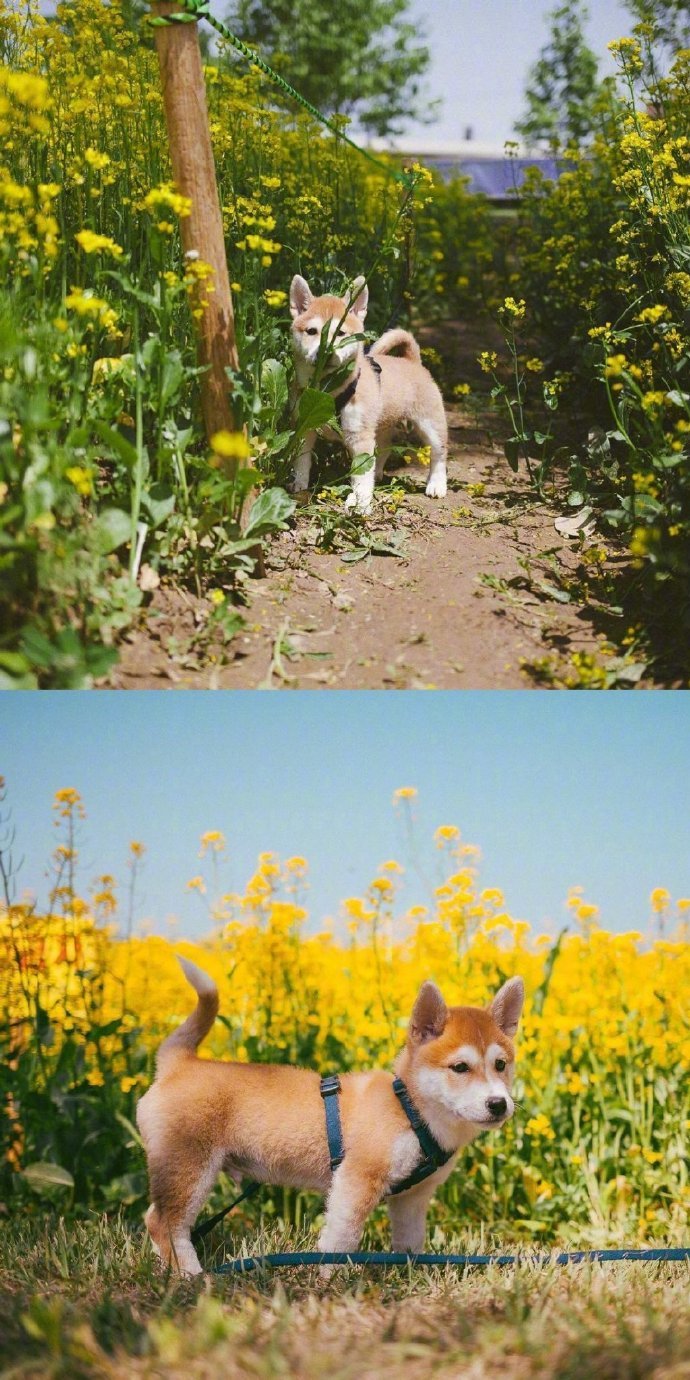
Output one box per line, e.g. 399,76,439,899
244,487,296,539
93,508,132,554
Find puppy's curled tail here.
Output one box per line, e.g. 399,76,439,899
370,329,422,364
156,957,219,1074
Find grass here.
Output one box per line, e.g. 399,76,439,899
1,1216,689,1378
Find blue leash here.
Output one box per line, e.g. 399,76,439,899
212,1247,690,1275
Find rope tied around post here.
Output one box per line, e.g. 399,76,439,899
147,0,420,195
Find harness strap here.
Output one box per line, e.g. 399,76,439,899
388,1076,454,1196
320,1074,345,1171
334,351,382,417
364,343,383,377
334,371,360,417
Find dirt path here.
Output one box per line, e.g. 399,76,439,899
109,352,643,690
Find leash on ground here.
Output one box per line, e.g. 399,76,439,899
190,1183,690,1273
148,0,419,194
211,1247,690,1275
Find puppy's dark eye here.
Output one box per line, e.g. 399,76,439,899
495,1058,507,1072
305,327,319,336
451,1062,470,1074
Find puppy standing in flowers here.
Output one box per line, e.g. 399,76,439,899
289,274,448,513
137,957,523,1274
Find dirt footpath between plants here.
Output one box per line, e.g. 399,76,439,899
108,413,642,691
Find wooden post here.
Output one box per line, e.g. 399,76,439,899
153,2,239,440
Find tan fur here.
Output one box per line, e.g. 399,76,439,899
137,961,523,1274
289,274,448,513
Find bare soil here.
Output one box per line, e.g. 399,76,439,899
105,323,653,691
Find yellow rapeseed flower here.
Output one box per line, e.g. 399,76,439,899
263,289,287,308
478,351,498,374
210,431,251,461
64,466,93,497
84,148,111,171
75,229,123,258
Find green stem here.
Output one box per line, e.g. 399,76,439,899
130,305,145,579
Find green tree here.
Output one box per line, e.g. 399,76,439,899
625,0,690,63
516,0,605,151
224,0,436,136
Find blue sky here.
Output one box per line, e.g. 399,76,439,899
1,692,688,939
407,0,632,144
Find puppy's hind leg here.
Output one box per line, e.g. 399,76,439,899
418,418,448,499
146,1148,223,1276
374,430,394,483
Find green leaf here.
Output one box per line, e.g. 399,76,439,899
93,421,138,470
160,351,185,410
0,650,34,676
19,626,60,668
341,546,371,563
350,452,375,475
0,665,38,689
244,487,296,539
259,430,293,460
114,1111,145,1148
297,387,336,434
93,508,131,554
142,483,175,528
536,580,571,603
21,1162,74,1192
103,1171,147,1206
504,437,522,471
261,358,288,417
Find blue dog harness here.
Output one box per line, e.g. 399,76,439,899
319,1073,454,1196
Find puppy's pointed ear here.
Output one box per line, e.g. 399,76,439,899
290,274,312,318
348,275,368,321
489,976,524,1038
408,981,447,1045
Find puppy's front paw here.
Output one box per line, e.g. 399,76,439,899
425,475,447,499
345,491,372,515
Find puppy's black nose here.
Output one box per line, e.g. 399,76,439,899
487,1097,507,1118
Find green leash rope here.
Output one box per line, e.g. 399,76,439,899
148,0,418,193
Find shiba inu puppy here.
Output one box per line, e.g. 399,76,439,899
289,274,448,514
137,958,524,1275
